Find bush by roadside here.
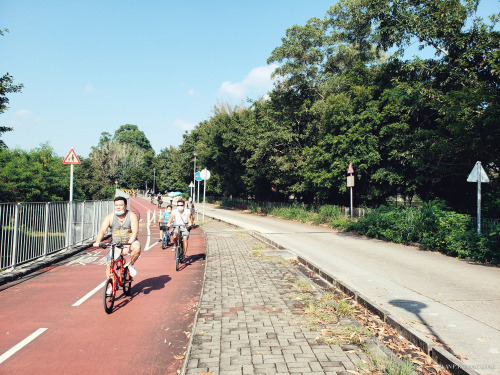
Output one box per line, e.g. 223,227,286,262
219,199,500,265
349,201,500,265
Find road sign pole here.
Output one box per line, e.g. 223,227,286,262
350,186,353,219
196,180,200,222
477,163,481,233
203,179,206,224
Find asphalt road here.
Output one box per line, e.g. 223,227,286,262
201,204,500,375
0,197,206,375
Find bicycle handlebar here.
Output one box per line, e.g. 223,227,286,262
99,242,132,249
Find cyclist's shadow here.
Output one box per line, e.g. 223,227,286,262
178,253,206,271
113,275,171,311
130,275,172,297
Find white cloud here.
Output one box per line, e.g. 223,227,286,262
219,64,278,99
173,119,197,131
8,110,40,126
15,109,32,118
85,84,94,93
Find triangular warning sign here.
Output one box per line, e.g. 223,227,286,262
467,162,489,183
63,148,81,165
347,162,354,174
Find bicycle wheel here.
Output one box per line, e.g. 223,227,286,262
175,242,180,271
103,278,115,314
123,268,132,296
162,233,167,249
180,239,185,263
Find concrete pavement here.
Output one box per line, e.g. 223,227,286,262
199,204,500,375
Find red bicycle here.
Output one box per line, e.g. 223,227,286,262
100,241,133,314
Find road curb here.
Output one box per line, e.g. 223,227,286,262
203,212,480,375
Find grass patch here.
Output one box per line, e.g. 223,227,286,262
303,292,353,327
362,355,417,375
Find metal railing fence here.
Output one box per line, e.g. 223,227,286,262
0,200,114,271
206,196,499,233
205,196,371,218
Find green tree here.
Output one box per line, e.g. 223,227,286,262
113,124,154,153
0,144,83,202
1,29,23,149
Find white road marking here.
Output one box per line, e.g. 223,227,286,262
72,280,106,306
0,328,48,364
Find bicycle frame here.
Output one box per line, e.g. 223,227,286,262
170,225,188,271
102,242,132,314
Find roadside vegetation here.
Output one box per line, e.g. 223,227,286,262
234,200,500,265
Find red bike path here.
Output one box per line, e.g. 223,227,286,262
0,197,206,375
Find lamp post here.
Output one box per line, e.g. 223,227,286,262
153,168,156,195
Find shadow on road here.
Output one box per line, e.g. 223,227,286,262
111,274,172,313
389,299,456,355
132,274,172,296
178,252,206,271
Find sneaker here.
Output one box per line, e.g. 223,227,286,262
128,264,137,277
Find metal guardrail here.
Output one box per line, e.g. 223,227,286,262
206,196,371,218
0,200,114,271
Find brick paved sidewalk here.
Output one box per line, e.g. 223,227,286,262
183,219,371,375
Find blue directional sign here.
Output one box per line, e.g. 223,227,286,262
195,171,203,181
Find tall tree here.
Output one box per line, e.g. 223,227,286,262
1,29,23,149
113,124,154,153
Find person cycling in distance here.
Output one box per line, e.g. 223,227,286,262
93,196,141,278
167,199,193,257
159,204,173,244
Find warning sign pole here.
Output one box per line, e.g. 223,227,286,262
347,162,355,218
63,149,81,247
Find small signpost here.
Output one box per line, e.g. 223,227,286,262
195,172,203,221
63,148,81,247
189,181,195,198
347,162,354,218
467,161,490,233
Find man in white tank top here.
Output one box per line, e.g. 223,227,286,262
93,196,141,278
167,199,193,257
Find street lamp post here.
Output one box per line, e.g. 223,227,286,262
153,168,156,195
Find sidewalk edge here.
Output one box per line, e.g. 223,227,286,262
180,226,209,375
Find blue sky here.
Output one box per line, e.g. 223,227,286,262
1,0,498,159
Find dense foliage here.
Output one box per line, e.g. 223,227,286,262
176,0,499,216
0,144,84,202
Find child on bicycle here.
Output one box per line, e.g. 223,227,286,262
167,199,192,257
159,205,172,245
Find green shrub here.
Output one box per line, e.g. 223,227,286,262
351,201,499,264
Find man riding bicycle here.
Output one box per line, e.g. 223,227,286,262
167,199,192,258
93,196,141,279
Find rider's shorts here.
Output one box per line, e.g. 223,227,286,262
174,226,190,238
106,247,122,263
106,240,140,263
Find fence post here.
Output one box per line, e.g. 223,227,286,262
80,201,85,243
92,201,96,237
42,202,50,259
9,203,20,270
